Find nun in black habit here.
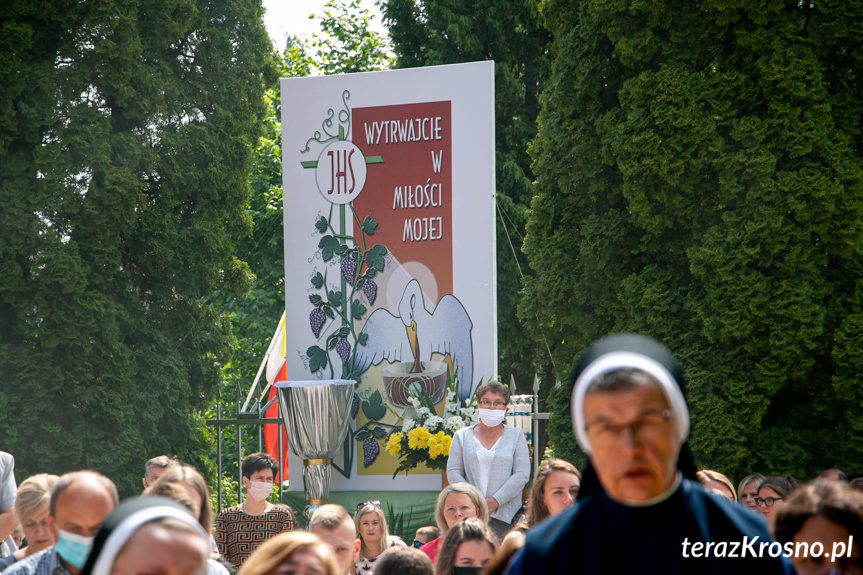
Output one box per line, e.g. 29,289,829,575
505,334,794,575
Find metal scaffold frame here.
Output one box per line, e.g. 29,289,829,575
205,320,287,512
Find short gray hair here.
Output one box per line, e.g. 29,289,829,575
475,381,510,405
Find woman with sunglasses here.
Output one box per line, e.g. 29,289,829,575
353,501,405,573
446,381,530,541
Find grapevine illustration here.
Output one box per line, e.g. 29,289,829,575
299,90,397,471
305,203,386,381
304,202,400,468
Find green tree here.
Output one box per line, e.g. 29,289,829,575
521,0,863,478
0,0,277,494
380,0,552,393
307,0,393,74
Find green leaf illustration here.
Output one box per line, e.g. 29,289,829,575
315,216,328,233
319,235,340,262
362,216,378,235
362,390,387,420
328,289,342,306
307,346,328,373
311,272,324,289
309,294,323,306
366,244,387,271
352,299,367,319
355,428,371,441
372,426,388,439
358,332,368,345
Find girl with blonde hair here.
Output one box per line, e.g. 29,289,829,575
353,501,405,573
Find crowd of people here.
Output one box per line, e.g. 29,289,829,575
1,335,862,575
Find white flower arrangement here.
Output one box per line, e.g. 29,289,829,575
385,370,479,476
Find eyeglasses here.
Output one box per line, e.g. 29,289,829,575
754,496,783,507
584,410,673,446
356,500,381,511
478,400,507,409
412,540,423,548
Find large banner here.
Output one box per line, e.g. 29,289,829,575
282,62,495,490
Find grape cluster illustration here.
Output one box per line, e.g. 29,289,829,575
304,211,387,379
353,390,390,468
350,392,360,419
341,255,357,282
336,338,350,363
362,279,377,305
362,437,380,467
309,308,326,339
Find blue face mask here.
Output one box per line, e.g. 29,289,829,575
55,529,95,569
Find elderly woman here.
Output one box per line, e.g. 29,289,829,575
506,334,794,575
419,483,488,564
0,474,59,571
772,480,863,575
446,381,529,541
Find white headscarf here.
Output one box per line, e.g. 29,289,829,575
83,496,208,575
570,335,690,455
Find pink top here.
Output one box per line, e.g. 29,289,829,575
419,536,443,563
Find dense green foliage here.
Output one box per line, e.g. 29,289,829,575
307,0,394,74
381,0,552,392
0,0,276,494
521,0,863,479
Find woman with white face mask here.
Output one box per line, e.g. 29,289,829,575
214,453,297,570
446,381,530,541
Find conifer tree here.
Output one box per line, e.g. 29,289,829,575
0,0,276,492
522,0,863,477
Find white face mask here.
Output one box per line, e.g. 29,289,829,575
478,408,506,427
246,480,273,502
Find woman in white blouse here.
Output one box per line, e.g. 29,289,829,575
446,381,530,541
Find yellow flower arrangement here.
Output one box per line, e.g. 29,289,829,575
407,426,431,449
386,432,403,456
427,431,451,459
